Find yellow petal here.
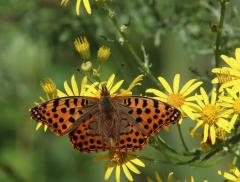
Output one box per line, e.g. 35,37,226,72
76,0,81,16
210,125,216,144
182,81,203,97
122,164,133,181
158,76,173,94
104,166,114,180
228,162,240,177
130,158,145,167
212,77,220,84
107,74,115,90
44,125,48,132
236,48,240,61
216,118,233,132
71,75,79,96
190,120,203,137
173,74,180,93
127,74,144,91
180,79,196,93
64,81,74,96
154,172,163,182
83,0,91,14
203,124,209,143
181,105,196,120
57,89,67,97
125,161,140,174
221,54,240,70
218,170,238,181
210,88,217,105
200,87,209,105
35,122,42,131
146,88,167,99
115,165,121,182
190,176,195,182
110,80,124,95
167,172,174,182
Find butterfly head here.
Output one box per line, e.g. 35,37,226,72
100,84,110,97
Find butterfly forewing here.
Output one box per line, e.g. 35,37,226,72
114,96,181,136
30,96,98,136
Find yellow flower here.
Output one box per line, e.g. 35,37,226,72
146,74,202,121
218,87,240,124
146,171,207,182
104,151,145,182
85,74,144,97
190,87,235,145
218,163,240,181
97,46,111,62
212,48,240,91
74,37,90,59
57,74,92,97
35,79,58,132
40,78,57,100
61,0,91,15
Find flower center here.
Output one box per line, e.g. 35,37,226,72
233,98,240,113
110,152,127,165
201,105,220,125
167,93,185,108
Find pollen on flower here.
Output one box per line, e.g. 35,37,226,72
201,105,220,125
97,46,111,62
167,93,185,108
110,152,126,165
74,37,90,59
216,69,236,84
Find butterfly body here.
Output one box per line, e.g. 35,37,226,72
30,86,181,153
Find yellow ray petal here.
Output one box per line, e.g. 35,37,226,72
158,76,173,94
167,172,174,182
182,81,203,97
71,75,79,96
76,0,81,16
122,164,133,181
107,74,115,90
146,88,167,98
64,81,74,96
180,79,196,94
181,105,196,120
110,80,124,95
190,120,203,137
57,89,67,97
228,162,240,177
130,158,145,167
218,170,237,181
35,122,42,131
155,172,163,182
125,162,140,174
83,0,91,14
236,48,240,61
203,124,209,143
115,165,121,182
210,125,216,144
104,166,114,180
173,74,180,93
200,87,209,105
211,88,217,105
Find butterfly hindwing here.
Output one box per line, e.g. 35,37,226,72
69,113,110,153
30,96,98,136
114,96,181,136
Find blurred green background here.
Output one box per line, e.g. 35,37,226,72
0,0,240,181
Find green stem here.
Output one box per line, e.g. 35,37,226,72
214,0,228,68
177,123,190,152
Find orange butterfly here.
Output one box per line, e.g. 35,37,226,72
30,85,181,153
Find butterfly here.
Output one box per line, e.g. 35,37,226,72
30,85,181,153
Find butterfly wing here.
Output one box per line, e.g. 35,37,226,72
30,96,99,136
113,96,181,137
69,112,111,153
